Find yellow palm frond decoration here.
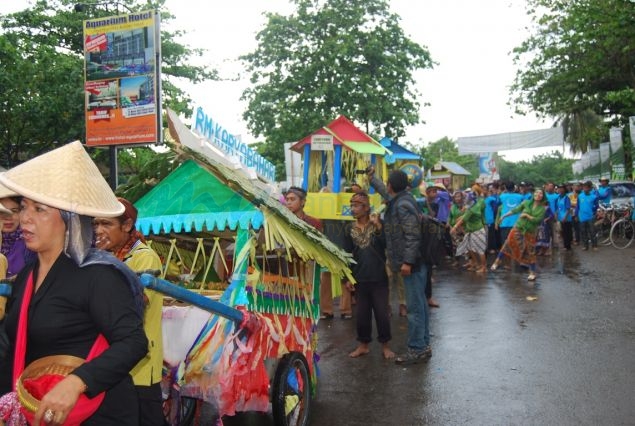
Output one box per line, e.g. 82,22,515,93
262,208,355,284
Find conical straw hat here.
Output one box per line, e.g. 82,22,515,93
0,181,13,217
0,141,124,217
0,179,18,200
0,205,12,217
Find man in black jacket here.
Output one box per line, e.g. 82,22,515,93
368,167,431,365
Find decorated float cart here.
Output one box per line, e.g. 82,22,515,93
287,118,424,302
289,116,424,222
137,110,354,425
290,115,389,220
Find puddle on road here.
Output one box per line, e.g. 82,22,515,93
546,250,580,280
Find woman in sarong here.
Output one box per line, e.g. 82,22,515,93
450,184,487,274
490,188,547,281
447,191,466,266
535,205,554,256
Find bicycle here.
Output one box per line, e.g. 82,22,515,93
609,205,634,249
594,203,624,245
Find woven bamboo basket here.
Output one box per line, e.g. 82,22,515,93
16,355,85,413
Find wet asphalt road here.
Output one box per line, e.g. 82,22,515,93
222,244,635,425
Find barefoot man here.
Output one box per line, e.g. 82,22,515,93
343,191,395,359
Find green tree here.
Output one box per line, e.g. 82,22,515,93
0,0,216,174
241,0,434,175
417,137,479,179
497,151,574,187
511,0,635,156
410,138,575,188
0,32,84,166
554,109,607,153
112,147,177,202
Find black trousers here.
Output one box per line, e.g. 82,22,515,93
487,224,501,251
354,280,391,344
136,382,168,426
443,225,453,257
573,219,581,243
560,221,573,249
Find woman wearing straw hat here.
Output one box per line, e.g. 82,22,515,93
0,141,147,425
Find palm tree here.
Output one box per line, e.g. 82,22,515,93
554,109,607,153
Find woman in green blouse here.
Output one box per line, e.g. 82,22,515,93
451,184,487,273
490,188,547,281
448,191,466,266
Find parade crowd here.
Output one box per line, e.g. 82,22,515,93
284,170,627,368
0,141,629,425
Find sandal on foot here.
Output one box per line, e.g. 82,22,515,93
490,263,499,271
395,347,432,365
527,273,537,281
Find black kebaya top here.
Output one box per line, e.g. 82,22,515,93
1,253,147,424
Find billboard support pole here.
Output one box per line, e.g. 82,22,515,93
155,9,162,145
109,145,118,190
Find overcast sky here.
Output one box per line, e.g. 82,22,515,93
1,0,563,161
160,0,561,161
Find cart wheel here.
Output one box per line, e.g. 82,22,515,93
163,395,197,426
272,352,311,426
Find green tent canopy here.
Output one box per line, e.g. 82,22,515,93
135,159,263,234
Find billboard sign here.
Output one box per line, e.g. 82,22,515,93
478,152,499,182
83,10,161,146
